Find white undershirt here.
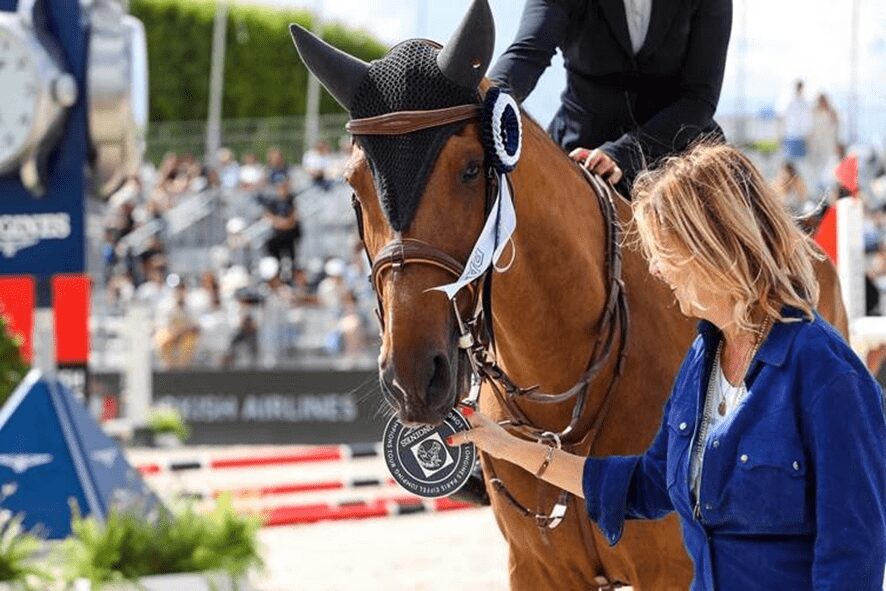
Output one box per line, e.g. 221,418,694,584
689,363,744,500
623,0,652,54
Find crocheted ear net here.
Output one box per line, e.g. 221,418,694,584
351,40,479,232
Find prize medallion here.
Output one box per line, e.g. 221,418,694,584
383,408,476,499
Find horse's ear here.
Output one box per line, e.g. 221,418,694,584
436,0,495,90
289,23,370,112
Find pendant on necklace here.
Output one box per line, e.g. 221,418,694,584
717,400,727,416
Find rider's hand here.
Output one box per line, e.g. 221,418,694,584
569,147,623,185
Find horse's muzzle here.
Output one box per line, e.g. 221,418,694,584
379,349,462,425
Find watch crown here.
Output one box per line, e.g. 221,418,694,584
52,74,78,107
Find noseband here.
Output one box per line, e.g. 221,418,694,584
349,101,630,535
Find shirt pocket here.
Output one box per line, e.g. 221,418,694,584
723,435,808,528
665,413,694,489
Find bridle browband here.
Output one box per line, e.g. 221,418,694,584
349,102,630,538
346,104,483,136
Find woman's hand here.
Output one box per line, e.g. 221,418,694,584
447,407,588,498
446,409,513,460
569,147,623,184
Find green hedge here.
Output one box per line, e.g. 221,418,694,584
0,315,27,408
130,0,389,122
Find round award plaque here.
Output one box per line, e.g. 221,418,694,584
382,408,476,499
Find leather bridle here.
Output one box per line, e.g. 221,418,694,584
348,102,630,534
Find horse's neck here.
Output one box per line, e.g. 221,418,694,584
488,122,613,392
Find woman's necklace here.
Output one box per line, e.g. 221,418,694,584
716,316,773,417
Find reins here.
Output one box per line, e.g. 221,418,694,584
348,103,630,534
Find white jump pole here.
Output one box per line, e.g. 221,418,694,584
836,197,865,323
123,303,152,426
32,307,56,376
837,197,886,367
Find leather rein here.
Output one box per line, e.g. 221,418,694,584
348,102,631,531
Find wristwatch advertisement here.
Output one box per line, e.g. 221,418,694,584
0,0,146,275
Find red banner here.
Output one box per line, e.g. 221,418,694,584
52,275,90,364
0,277,36,363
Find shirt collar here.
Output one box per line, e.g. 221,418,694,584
696,305,811,367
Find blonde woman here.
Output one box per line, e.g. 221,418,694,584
452,143,886,590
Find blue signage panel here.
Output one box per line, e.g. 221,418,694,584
0,0,87,275
0,371,159,539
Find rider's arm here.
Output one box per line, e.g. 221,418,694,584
487,0,578,103
600,0,732,176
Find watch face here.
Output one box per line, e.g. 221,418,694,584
0,26,40,173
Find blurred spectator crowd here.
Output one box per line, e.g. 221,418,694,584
93,82,886,373
769,80,886,320
95,139,377,370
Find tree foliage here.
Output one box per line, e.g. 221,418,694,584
130,0,389,122
0,315,27,408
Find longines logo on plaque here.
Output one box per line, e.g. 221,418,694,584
383,408,475,499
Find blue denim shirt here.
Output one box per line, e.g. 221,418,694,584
583,309,886,590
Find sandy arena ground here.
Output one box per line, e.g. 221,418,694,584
127,445,511,590
257,507,509,590
125,445,886,590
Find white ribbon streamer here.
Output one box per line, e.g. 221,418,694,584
431,174,517,300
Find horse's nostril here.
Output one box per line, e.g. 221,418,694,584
427,354,451,402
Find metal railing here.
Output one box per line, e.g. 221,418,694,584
145,113,350,164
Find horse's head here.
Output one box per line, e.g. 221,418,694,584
290,1,498,425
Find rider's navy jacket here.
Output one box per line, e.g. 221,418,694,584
583,308,886,590
489,0,732,188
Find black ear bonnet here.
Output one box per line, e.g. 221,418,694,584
350,40,479,232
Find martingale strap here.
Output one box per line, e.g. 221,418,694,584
465,168,630,537
467,169,629,445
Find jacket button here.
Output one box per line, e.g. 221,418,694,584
712,440,720,448
679,422,687,431
792,461,800,471
704,503,713,510
739,454,749,463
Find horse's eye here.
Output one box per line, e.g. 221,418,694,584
461,161,482,184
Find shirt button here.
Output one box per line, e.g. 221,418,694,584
679,422,687,431
704,503,713,510
792,461,800,471
712,440,720,448
740,454,749,463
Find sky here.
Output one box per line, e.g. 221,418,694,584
242,0,886,144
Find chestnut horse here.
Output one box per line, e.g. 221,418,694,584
290,2,848,589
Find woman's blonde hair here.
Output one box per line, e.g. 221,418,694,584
630,142,824,333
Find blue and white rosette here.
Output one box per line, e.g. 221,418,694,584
431,88,521,300
483,87,522,174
